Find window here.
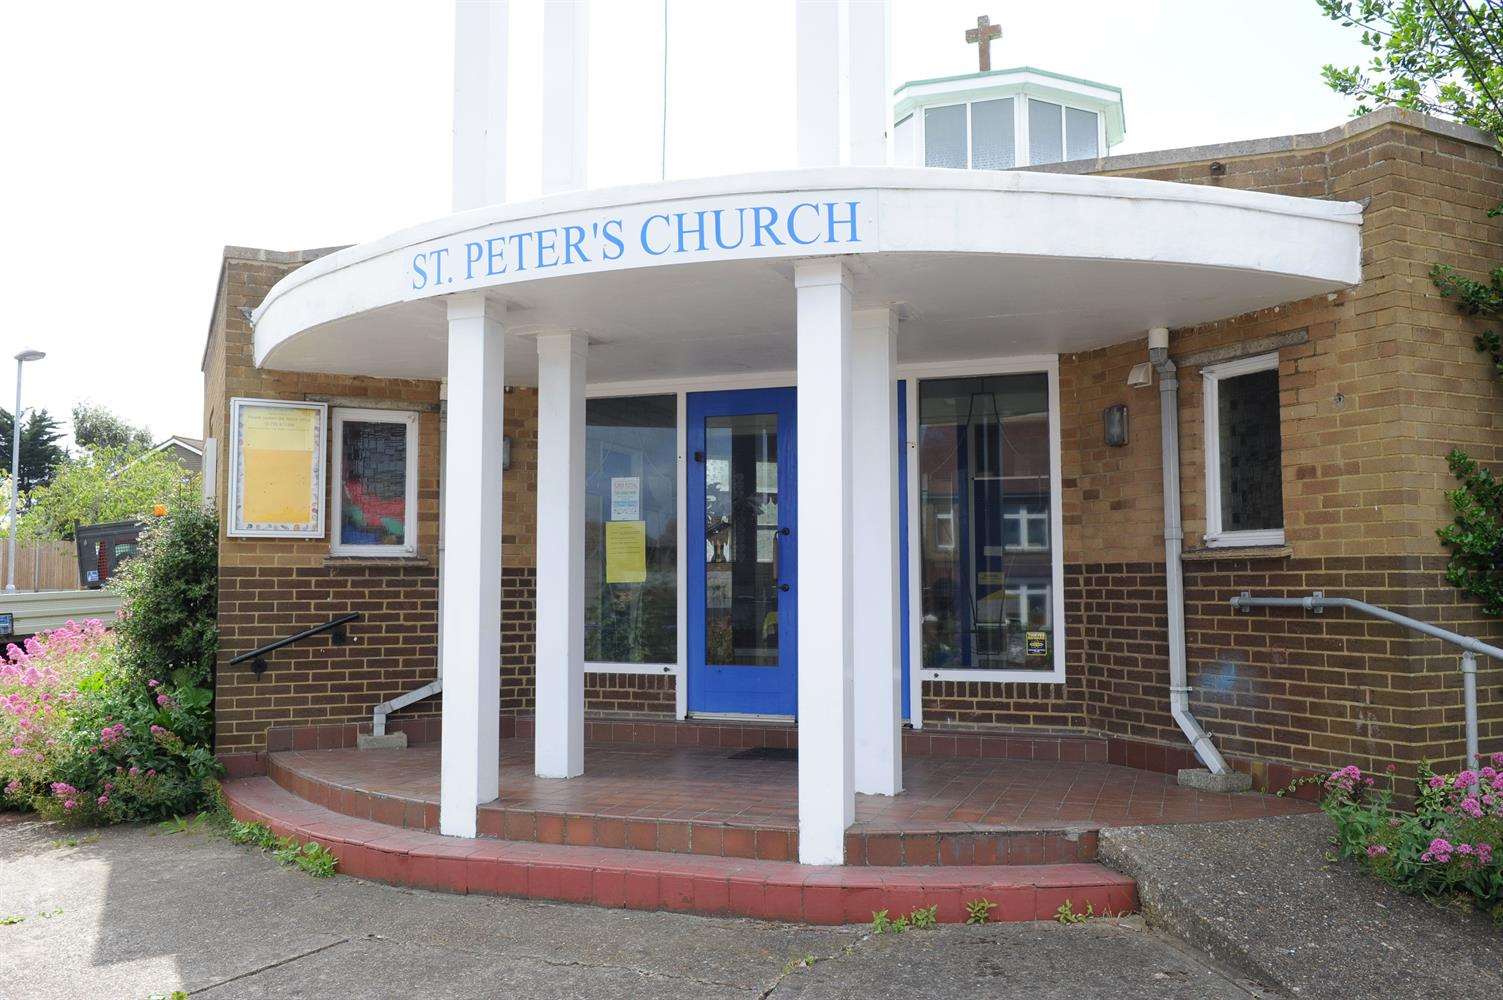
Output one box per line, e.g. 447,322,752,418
1025,100,1099,165
970,98,1016,170
1027,99,1063,165
923,104,967,168
1203,353,1285,547
331,408,419,556
584,394,677,665
1065,107,1099,161
916,373,1055,672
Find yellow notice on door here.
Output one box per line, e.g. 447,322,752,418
241,405,319,525
605,520,647,584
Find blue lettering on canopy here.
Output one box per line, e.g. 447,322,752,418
641,214,671,256
787,202,821,246
408,198,865,290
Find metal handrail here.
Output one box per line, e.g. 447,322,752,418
1232,591,1499,769
228,612,360,677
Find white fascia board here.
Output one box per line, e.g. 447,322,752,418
251,167,1363,369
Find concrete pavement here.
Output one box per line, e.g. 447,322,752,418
0,813,1273,999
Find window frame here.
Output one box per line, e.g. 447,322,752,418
582,392,680,670
1201,351,1285,548
902,356,1066,689
329,406,420,558
919,97,1104,169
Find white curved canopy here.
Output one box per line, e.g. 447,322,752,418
252,167,1362,385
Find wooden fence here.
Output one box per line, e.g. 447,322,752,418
0,539,80,592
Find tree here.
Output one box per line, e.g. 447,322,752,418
71,402,154,453
112,502,218,689
1321,0,1503,614
0,408,66,493
19,447,201,541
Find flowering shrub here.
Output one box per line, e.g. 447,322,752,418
0,620,218,824
1322,758,1503,920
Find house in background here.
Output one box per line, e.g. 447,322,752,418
148,435,205,476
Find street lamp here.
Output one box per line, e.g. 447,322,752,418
7,350,45,592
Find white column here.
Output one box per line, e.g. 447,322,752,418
439,293,506,837
534,333,588,778
852,307,902,795
847,0,889,166
452,0,509,211
795,258,855,864
541,0,589,194
796,0,840,167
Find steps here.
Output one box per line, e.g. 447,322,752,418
267,751,1101,866
224,776,1137,924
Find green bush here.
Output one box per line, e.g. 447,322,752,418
112,503,218,688
1321,761,1503,921
0,623,219,823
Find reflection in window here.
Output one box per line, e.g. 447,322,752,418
918,374,1053,670
1217,368,1283,532
703,412,780,666
336,415,415,552
584,395,677,664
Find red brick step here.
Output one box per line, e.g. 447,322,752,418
224,776,1137,924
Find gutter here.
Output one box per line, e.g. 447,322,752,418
1149,327,1230,776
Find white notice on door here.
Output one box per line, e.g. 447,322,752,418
610,477,641,521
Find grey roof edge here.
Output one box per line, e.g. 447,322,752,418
1022,107,1499,175
201,245,352,375
221,245,351,266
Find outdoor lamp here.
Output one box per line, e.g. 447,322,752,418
1103,403,1129,447
7,349,46,592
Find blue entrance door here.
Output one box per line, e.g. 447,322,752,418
687,388,798,716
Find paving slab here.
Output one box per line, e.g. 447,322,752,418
0,810,1277,999
1100,812,1503,1000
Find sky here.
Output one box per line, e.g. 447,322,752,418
0,0,1375,448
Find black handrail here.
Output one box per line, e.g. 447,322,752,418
229,612,360,677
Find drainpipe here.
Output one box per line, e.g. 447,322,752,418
1149,327,1230,775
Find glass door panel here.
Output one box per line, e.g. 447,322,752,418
703,412,780,666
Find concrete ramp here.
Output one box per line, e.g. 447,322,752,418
1099,813,1503,1000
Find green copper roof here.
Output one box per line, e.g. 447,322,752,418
894,65,1122,97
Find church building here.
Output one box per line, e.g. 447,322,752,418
211,4,1502,920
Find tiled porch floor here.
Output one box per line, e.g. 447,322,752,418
275,738,1315,832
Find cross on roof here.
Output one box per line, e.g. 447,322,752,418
965,14,1002,72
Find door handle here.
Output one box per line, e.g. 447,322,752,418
778,583,790,592
778,527,790,536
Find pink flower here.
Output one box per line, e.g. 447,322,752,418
1478,843,1494,865
1456,770,1479,789
147,679,159,688
96,795,108,806
128,766,139,776
1366,844,1389,858
62,800,75,811
1460,797,1484,819
1421,838,1455,863
155,694,170,706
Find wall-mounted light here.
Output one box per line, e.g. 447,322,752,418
1103,404,1129,447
